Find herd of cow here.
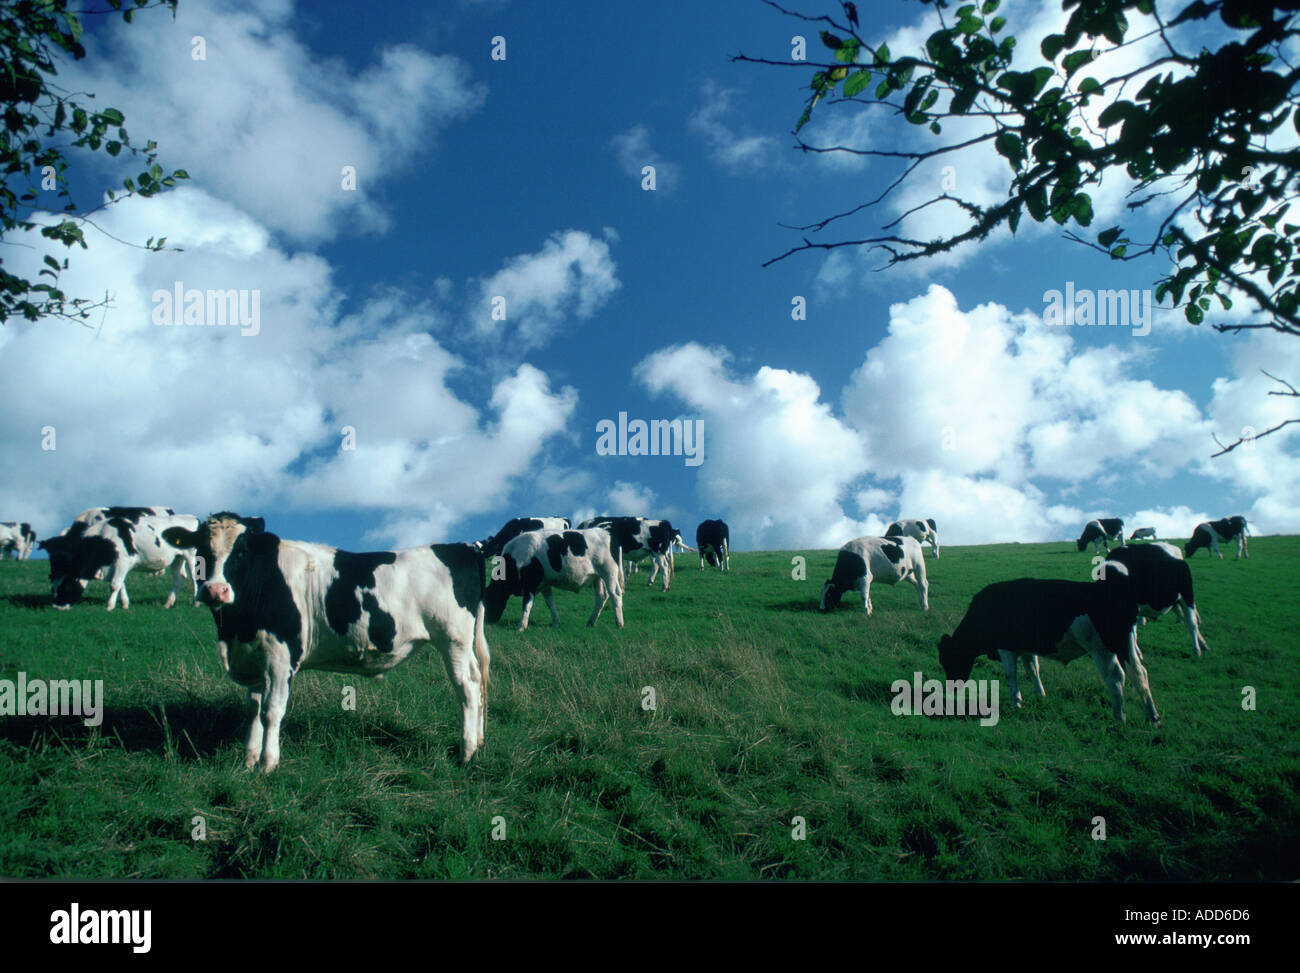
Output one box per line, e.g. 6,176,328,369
0,506,1252,769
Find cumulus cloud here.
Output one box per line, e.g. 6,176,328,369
65,0,485,243
0,190,577,547
609,125,681,192
689,82,784,173
472,230,621,350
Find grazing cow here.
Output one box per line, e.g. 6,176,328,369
484,527,623,631
578,516,677,590
1128,526,1157,542
38,511,198,610
938,576,1159,725
1076,517,1125,554
0,522,36,560
163,513,489,770
696,519,730,571
476,517,571,558
819,535,929,614
885,518,940,558
1185,516,1249,560
1101,542,1209,656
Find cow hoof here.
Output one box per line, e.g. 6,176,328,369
243,752,260,770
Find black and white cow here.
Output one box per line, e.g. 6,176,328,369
885,518,940,558
578,516,677,591
163,513,490,770
1075,517,1125,554
819,535,929,614
38,511,198,610
1185,516,1249,560
484,527,623,631
476,517,571,558
1100,542,1209,656
696,519,730,571
0,522,36,560
1128,527,1157,542
938,576,1159,725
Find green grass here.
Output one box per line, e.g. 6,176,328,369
1,539,1297,880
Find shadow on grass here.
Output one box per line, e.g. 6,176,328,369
2,593,51,610
766,599,826,613
0,698,243,761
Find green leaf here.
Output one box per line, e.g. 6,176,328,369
990,16,1006,32
1185,303,1204,324
1040,33,1065,61
875,42,890,65
1062,49,1096,77
994,132,1024,167
101,108,125,125
981,0,1000,13
1097,226,1122,247
844,70,871,98
820,31,842,50
106,141,121,156
1078,77,1102,96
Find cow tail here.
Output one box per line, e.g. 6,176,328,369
475,596,490,687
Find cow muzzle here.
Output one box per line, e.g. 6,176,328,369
200,581,235,606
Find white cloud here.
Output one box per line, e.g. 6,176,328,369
689,82,784,173
609,125,681,192
472,230,620,350
66,0,485,243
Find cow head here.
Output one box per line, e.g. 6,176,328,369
39,533,116,609
818,580,843,612
938,634,975,682
162,512,265,607
483,554,520,624
1184,527,1208,559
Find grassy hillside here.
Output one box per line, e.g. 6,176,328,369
1,538,1296,880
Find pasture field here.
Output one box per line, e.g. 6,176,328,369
0,539,1297,880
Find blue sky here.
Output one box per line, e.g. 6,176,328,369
3,0,1297,552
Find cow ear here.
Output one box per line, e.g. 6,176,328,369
242,517,266,534
162,526,198,549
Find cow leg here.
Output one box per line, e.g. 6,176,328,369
588,578,608,626
517,591,537,632
1123,630,1160,726
164,556,188,608
1210,537,1223,559
1022,654,1046,697
106,563,131,611
910,570,929,611
700,551,706,570
438,628,485,763
723,541,730,571
257,641,294,772
1088,648,1127,724
244,689,265,769
998,650,1023,709
544,588,560,627
857,574,873,615
1175,602,1209,656
1238,534,1247,559
597,562,624,627
647,558,660,588
658,554,670,592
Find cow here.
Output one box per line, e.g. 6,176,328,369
162,513,490,771
696,519,730,571
1075,517,1124,554
476,517,571,558
819,535,929,614
885,518,940,558
1128,527,1157,542
1100,542,1209,656
38,511,198,610
0,522,36,560
1185,516,1249,560
577,516,677,591
938,576,1159,725
483,527,623,631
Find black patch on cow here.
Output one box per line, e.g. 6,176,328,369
885,522,903,537
360,592,396,653
1208,515,1246,539
1105,544,1194,615
880,541,905,564
829,550,868,590
101,507,157,523
207,531,304,671
1098,518,1123,536
106,517,136,555
519,557,545,595
545,531,588,571
324,550,399,639
484,554,520,624
647,521,675,554
431,542,486,612
926,518,936,531
52,536,119,606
